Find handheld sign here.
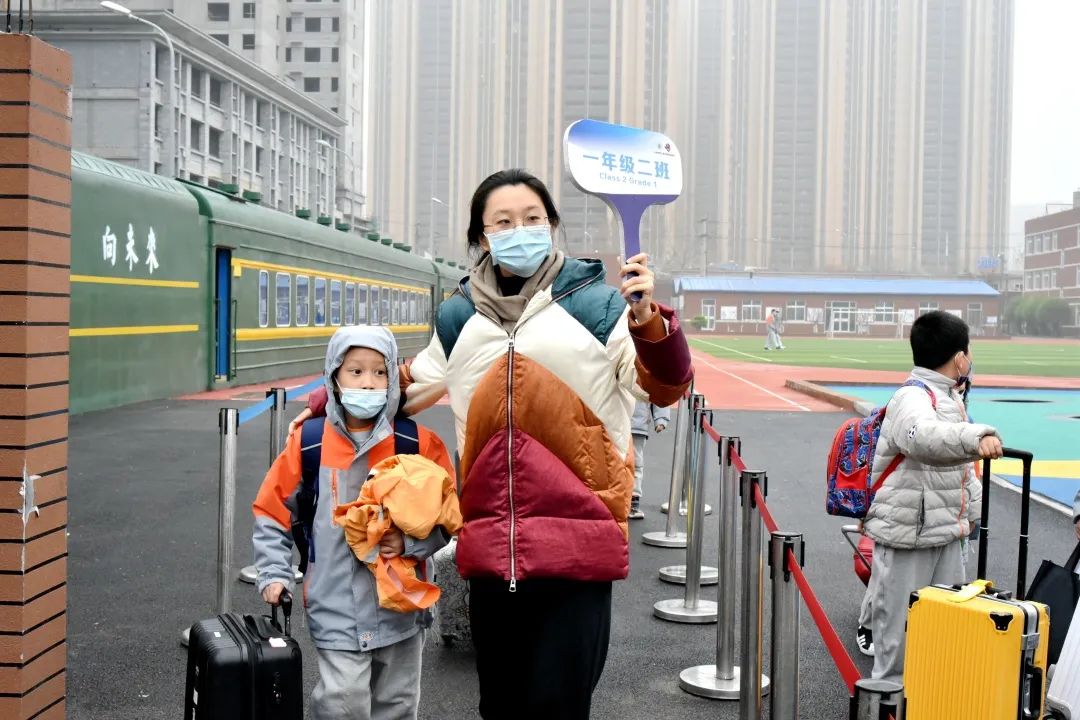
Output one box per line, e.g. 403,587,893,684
563,119,682,297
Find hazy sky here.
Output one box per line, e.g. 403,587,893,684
1011,0,1080,205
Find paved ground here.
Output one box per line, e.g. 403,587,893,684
67,398,1079,719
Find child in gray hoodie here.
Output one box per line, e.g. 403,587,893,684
253,326,454,720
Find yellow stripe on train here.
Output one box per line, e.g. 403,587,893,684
71,324,200,337
236,325,431,341
71,274,201,289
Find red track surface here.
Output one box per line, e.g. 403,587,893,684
689,350,1080,413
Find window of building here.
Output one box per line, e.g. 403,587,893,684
345,283,355,325
305,17,321,32
285,47,293,62
211,33,229,46
276,273,291,326
255,147,264,174
332,17,340,31
1026,236,1034,254
967,303,983,327
207,2,229,21
1076,267,1080,287
154,103,163,139
918,301,939,316
314,277,327,325
285,17,292,31
873,301,895,323
242,34,255,50
1052,232,1060,250
357,284,368,323
785,300,806,322
258,271,269,328
1034,273,1042,290
329,279,342,325
243,2,256,18
208,128,222,159
1072,303,1080,328
331,47,339,62
189,119,204,151
330,77,339,92
296,276,310,325
190,68,204,98
209,77,223,106
304,77,320,92
741,299,762,322
305,47,320,62
369,286,380,324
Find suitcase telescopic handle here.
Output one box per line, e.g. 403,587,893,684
271,590,293,637
978,447,1034,601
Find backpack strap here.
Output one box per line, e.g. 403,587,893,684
901,379,937,410
300,417,325,490
292,417,325,574
393,416,420,455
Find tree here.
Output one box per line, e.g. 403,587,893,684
1036,297,1072,337
689,315,709,331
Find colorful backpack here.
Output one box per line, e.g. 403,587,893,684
825,380,937,518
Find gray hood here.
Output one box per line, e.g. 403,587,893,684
323,325,401,457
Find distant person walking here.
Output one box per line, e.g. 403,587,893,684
765,308,785,350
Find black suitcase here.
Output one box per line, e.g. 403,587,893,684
184,592,303,720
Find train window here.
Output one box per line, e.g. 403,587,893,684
357,284,369,324
370,286,380,325
275,273,291,326
258,271,269,328
296,275,310,326
314,277,327,326
391,289,400,325
409,292,417,325
345,283,355,325
381,288,391,327
330,279,342,325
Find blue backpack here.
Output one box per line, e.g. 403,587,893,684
825,380,937,518
291,416,419,575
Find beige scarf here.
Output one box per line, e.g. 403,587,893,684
469,250,565,333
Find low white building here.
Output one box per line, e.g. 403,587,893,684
34,8,354,223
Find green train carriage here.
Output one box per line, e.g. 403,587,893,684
69,151,465,414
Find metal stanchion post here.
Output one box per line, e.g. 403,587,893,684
849,679,904,720
660,402,718,584
680,435,765,699
182,407,239,647
739,469,770,719
768,531,804,720
216,407,239,616
643,394,692,548
654,402,718,623
268,386,286,464
240,388,290,586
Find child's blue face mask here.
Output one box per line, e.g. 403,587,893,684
338,388,386,420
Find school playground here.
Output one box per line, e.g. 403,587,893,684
687,334,1080,512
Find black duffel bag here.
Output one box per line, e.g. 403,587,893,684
1027,541,1080,665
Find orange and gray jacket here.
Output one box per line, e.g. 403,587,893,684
252,326,454,652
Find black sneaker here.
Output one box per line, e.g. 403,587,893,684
629,496,645,520
856,625,874,656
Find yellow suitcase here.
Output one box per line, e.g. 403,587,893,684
905,579,1049,719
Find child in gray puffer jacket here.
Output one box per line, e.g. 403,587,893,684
629,401,671,519
863,311,1003,684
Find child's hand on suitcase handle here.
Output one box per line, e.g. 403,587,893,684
262,582,287,606
977,435,1003,460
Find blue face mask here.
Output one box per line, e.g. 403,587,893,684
486,224,552,277
337,387,387,420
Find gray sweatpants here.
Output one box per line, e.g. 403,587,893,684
870,540,965,684
632,434,647,498
312,631,424,720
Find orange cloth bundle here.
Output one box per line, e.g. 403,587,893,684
333,454,463,613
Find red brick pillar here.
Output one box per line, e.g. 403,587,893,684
0,34,71,720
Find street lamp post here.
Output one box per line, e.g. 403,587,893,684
430,196,448,257
316,139,357,226
101,2,176,177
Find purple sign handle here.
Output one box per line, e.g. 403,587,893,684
603,193,678,302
